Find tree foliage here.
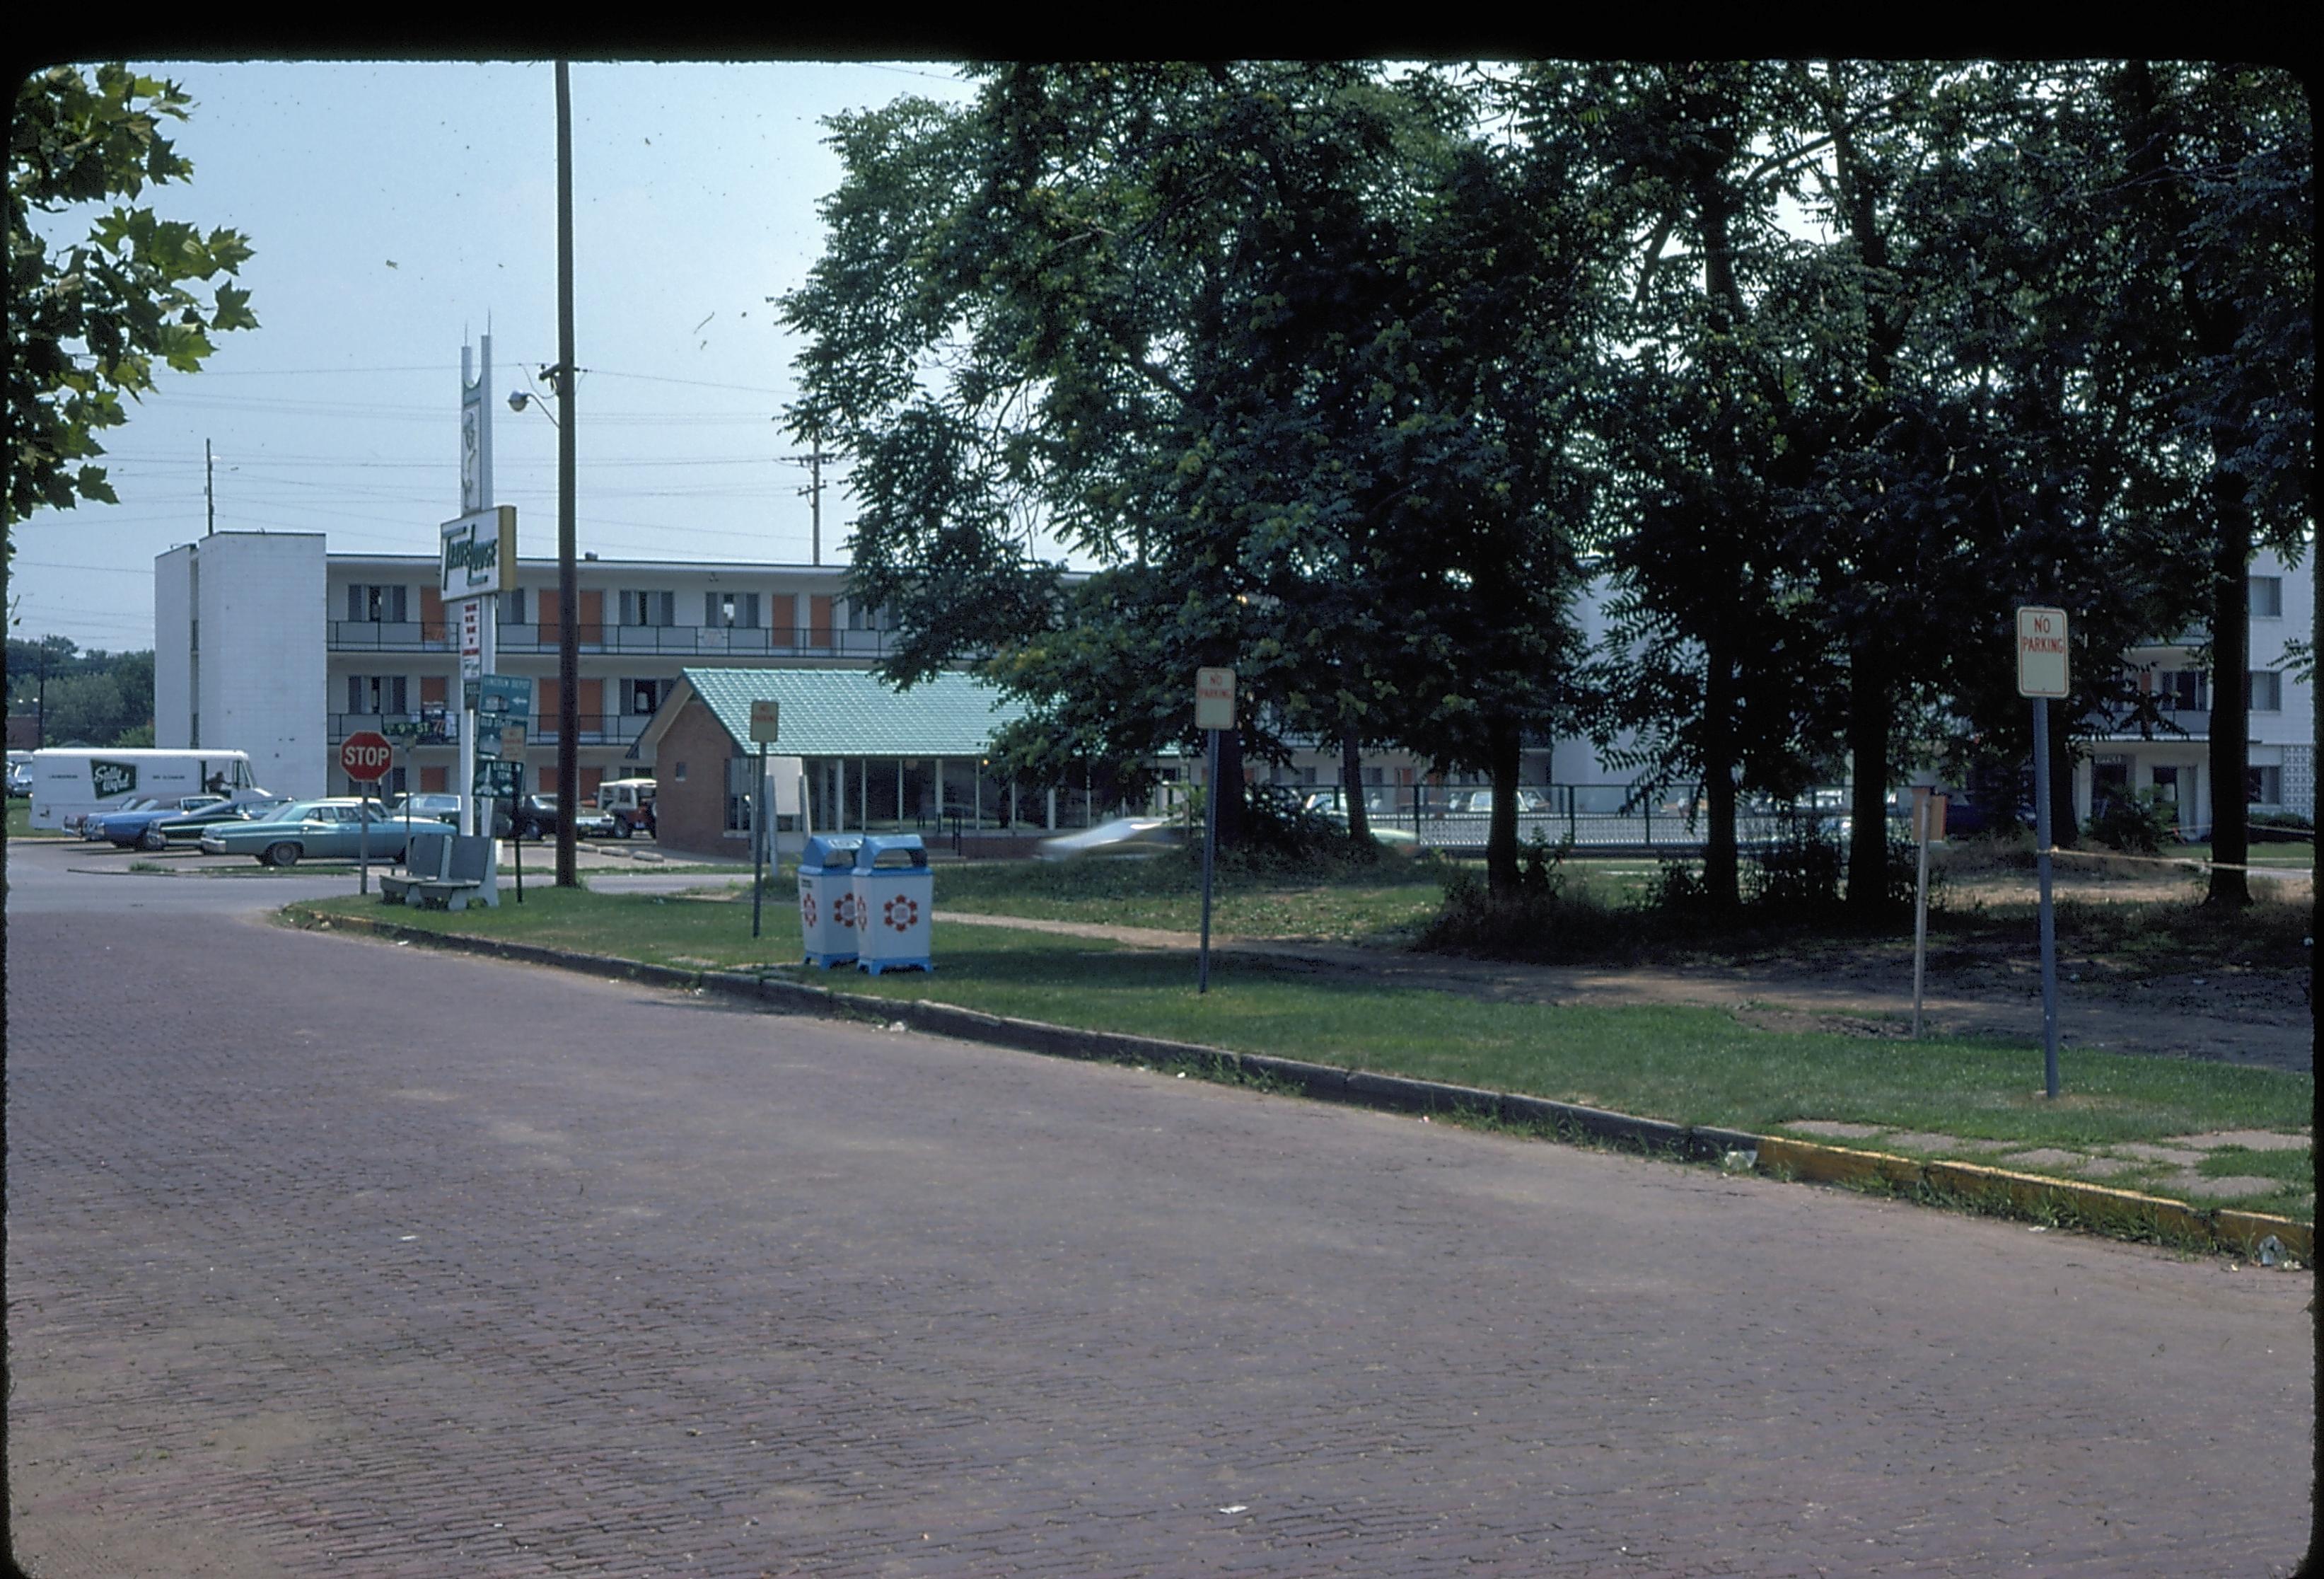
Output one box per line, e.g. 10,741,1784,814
784,64,1607,888
8,63,257,536
782,59,2310,909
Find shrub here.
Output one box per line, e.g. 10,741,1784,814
1748,814,1844,916
2086,788,2179,855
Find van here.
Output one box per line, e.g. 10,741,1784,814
595,777,657,838
29,749,274,833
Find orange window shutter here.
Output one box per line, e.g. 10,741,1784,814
578,678,603,727
420,587,445,641
538,589,562,641
579,765,603,799
579,589,604,642
420,766,447,792
810,594,835,644
420,676,447,704
538,678,560,724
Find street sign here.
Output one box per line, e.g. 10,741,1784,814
466,673,532,716
473,758,524,800
2016,606,2069,698
750,698,782,744
497,722,528,760
340,731,394,782
1195,667,1236,731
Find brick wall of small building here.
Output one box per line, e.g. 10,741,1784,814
652,699,739,858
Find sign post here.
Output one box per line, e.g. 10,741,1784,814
2016,606,2069,1097
750,700,781,939
1910,789,1947,1038
340,730,393,896
1194,668,1236,994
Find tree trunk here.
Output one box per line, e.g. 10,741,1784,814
1701,636,1741,910
1485,719,1523,894
2204,484,2253,908
1846,640,1893,918
1339,721,1371,845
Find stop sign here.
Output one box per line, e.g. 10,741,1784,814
339,731,394,782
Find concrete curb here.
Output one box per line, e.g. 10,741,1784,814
289,906,2314,1263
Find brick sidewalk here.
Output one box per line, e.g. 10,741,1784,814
6,905,2311,1576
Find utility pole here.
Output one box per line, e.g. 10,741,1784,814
554,59,580,889
782,421,837,565
204,440,214,536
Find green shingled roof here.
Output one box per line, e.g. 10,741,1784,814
678,668,1028,756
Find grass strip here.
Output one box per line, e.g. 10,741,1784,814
290,883,2310,1220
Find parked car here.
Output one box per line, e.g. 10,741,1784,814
1038,816,1183,862
511,793,617,842
386,792,465,826
594,777,657,838
6,763,30,798
93,794,262,850
1457,787,1552,817
198,798,419,867
79,796,165,838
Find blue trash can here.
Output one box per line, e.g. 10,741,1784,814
852,834,933,975
798,833,866,968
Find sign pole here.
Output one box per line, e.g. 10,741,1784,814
2033,695,2060,1097
1910,790,1941,1038
1191,667,1235,997
359,781,371,896
753,742,767,939
1199,727,1219,995
2016,605,2069,1099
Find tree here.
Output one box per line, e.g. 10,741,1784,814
784,64,1603,888
8,63,257,543
2083,63,2311,907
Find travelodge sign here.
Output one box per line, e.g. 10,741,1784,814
440,505,516,599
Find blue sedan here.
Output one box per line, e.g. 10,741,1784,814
93,794,257,850
197,799,419,867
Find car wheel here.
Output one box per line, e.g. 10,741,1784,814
140,825,169,852
614,819,632,840
264,842,301,868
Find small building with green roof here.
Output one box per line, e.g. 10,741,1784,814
637,666,1098,859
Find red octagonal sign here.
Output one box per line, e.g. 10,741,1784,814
339,731,394,782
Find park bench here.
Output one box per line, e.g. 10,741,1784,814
380,830,499,910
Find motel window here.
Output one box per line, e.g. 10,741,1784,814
2247,671,2283,712
704,591,761,629
347,584,409,623
2250,577,2284,618
621,590,676,627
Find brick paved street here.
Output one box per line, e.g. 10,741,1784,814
5,848,2313,1575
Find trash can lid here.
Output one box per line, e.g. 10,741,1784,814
801,834,866,870
856,833,928,869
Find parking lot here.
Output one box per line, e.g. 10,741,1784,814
5,839,2313,1578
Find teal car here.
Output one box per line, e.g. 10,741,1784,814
197,798,418,867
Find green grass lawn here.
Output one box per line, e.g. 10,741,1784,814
289,882,2312,1220
2170,840,2314,869
6,800,64,839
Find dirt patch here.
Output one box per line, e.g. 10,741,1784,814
943,901,2315,1075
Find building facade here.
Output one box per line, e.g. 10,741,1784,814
155,535,900,804
2078,547,2316,836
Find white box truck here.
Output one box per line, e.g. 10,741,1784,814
29,749,274,833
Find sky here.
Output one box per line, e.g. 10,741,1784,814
11,59,987,654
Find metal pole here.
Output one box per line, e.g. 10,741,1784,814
554,59,580,889
2033,696,2061,1096
1199,727,1219,994
1912,790,1932,1039
752,742,766,939
359,781,371,895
